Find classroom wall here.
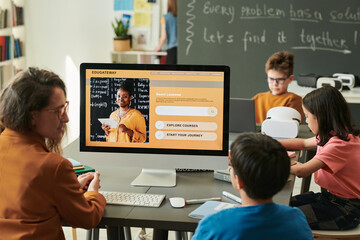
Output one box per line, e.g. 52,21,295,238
25,0,114,144
24,0,359,147
25,0,167,145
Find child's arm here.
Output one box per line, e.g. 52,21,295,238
279,136,317,150
291,158,325,178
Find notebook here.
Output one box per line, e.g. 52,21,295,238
229,98,256,133
188,201,238,219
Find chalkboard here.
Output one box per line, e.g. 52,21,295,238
90,77,149,142
178,0,360,98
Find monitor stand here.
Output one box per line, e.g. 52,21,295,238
131,169,176,187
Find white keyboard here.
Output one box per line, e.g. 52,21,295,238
100,191,165,208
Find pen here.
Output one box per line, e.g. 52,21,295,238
222,191,242,204
185,197,222,205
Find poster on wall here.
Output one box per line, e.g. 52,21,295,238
114,0,133,11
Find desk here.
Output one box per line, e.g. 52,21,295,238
111,51,167,64
80,165,296,240
288,80,360,104
63,139,298,240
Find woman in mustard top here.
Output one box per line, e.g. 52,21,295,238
102,80,147,143
0,67,106,239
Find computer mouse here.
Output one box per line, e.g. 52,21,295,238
169,197,186,208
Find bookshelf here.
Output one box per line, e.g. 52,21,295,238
0,0,25,91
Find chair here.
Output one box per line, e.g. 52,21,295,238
312,225,360,239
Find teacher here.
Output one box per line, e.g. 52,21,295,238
102,80,147,143
0,67,106,239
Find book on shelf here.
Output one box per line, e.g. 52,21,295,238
0,8,8,29
13,38,21,58
0,36,10,61
11,2,23,27
0,66,3,89
188,201,238,219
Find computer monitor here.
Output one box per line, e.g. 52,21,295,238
80,63,230,187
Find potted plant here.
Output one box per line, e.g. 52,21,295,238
112,16,131,52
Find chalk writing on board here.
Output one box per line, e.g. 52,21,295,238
179,0,360,100
185,1,359,54
185,0,196,55
203,1,235,23
289,4,323,23
329,8,360,24
90,77,149,142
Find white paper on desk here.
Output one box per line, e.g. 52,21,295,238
98,118,118,129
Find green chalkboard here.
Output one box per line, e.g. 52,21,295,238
178,0,360,98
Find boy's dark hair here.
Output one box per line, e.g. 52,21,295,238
265,51,294,77
303,85,360,146
230,132,290,200
118,80,133,96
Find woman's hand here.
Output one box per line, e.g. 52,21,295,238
101,123,110,136
118,124,134,137
78,172,95,192
88,171,101,192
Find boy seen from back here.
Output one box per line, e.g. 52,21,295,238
252,51,304,123
192,133,313,240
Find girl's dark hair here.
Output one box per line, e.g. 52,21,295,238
118,80,133,96
303,85,360,146
0,67,66,133
230,132,290,200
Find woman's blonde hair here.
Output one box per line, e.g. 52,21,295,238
0,67,67,154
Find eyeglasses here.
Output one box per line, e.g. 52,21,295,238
266,76,289,85
43,101,69,119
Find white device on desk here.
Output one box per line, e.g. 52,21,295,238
100,191,165,208
333,73,355,89
261,107,301,139
317,77,343,91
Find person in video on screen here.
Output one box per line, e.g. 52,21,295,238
279,85,360,230
0,67,106,239
252,51,304,123
101,80,146,143
192,132,312,240
154,0,177,64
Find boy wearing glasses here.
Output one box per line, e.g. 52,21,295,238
252,51,304,123
192,133,313,240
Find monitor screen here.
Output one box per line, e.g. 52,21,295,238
79,63,230,186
